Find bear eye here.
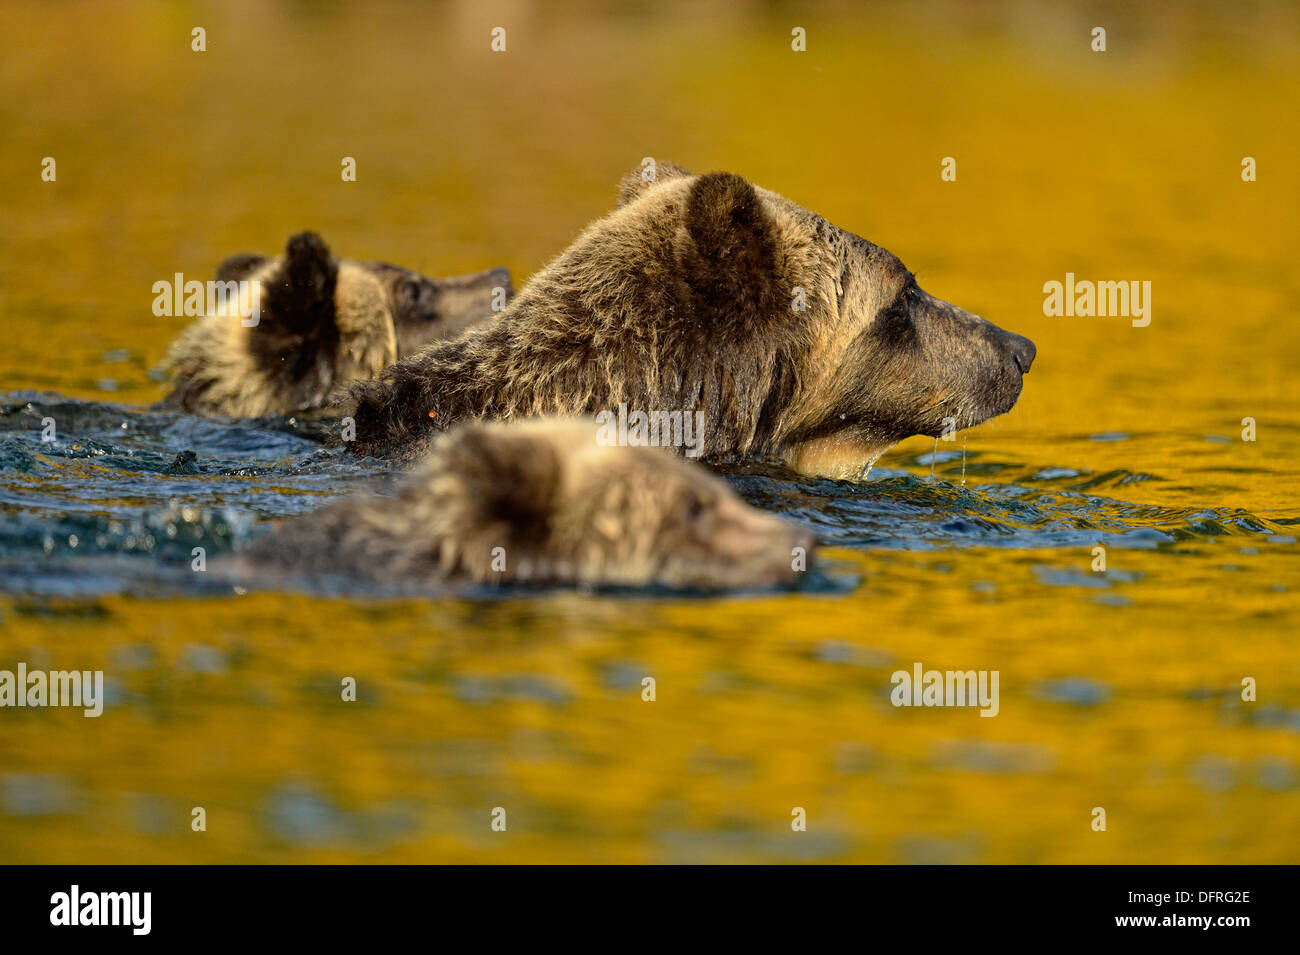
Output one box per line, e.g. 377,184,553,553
399,279,422,307
885,288,911,317
893,275,918,307
874,282,918,343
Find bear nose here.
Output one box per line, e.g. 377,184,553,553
1005,333,1036,374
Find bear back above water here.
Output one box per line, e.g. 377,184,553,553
346,163,1035,476
231,418,813,592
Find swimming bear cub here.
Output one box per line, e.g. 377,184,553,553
232,418,813,592
159,231,512,418
345,163,1036,477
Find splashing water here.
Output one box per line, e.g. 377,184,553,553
2,392,1293,593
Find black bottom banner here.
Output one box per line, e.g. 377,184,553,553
0,864,1280,941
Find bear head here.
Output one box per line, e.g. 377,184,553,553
365,262,513,358
617,163,1036,476
240,418,814,592
425,419,814,590
164,232,513,417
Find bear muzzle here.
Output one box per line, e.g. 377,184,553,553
999,330,1036,375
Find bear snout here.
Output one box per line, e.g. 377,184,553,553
1001,331,1036,375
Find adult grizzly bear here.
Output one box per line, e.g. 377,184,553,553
159,231,512,418
347,163,1035,477
233,418,812,591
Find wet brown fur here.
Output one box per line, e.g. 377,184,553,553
233,418,813,591
159,232,512,418
346,164,1035,477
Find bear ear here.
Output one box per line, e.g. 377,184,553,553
248,232,340,382
215,252,267,283
261,231,339,337
616,160,692,206
678,172,782,316
441,425,562,537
